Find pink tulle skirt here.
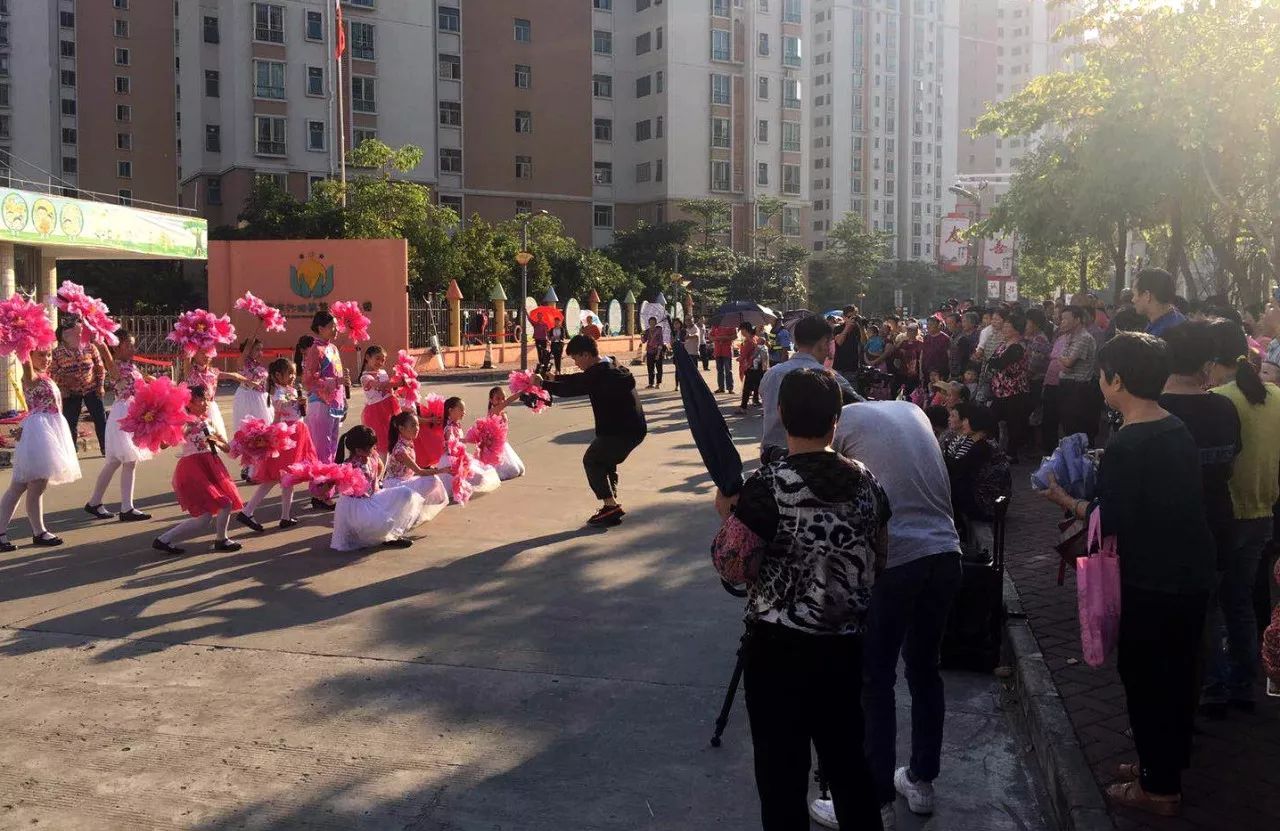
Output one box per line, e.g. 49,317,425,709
362,396,400,455
173,453,244,518
254,422,318,483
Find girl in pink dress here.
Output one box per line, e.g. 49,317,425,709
487,386,526,480
382,411,450,516
302,311,348,463
183,349,246,447
331,426,436,551
85,330,153,521
235,358,321,532
441,397,501,496
358,345,399,457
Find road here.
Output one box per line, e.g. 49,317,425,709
0,371,1048,830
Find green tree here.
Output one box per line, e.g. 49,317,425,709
752,196,786,256
678,198,732,245
809,214,891,310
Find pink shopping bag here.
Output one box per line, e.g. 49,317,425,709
1077,508,1121,667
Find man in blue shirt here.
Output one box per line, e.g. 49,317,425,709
759,316,861,463
1134,268,1186,338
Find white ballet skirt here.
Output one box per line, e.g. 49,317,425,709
330,485,433,551
437,459,502,503
231,387,273,432
494,443,526,481
381,474,450,521
104,397,153,464
13,411,82,486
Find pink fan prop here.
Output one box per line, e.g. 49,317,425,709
234,291,287,333
330,300,371,344
55,281,120,346
391,349,420,403
280,459,369,498
229,417,296,468
508,370,551,414
169,308,237,358
447,439,474,505
464,415,508,467
0,295,56,362
120,377,193,452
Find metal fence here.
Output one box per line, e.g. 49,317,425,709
117,314,180,356
409,302,446,348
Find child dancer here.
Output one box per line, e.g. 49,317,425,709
332,426,435,551
442,397,501,494
383,411,450,515
0,349,82,550
236,358,319,532
232,337,272,480
85,331,153,521
359,345,398,457
486,386,526,480
184,349,245,447
152,386,244,555
302,311,347,463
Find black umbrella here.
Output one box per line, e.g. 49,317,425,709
672,341,744,498
711,301,778,329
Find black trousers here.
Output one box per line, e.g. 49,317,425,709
583,434,643,501
741,367,765,407
1041,384,1062,454
992,392,1030,458
646,352,664,386
62,390,106,453
534,339,551,374
550,341,564,375
1058,378,1101,446
744,623,883,831
1118,585,1209,796
699,344,712,371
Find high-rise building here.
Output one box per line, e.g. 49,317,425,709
3,0,178,208
808,0,957,263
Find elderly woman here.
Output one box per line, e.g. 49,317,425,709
711,368,889,830
50,316,107,455
987,308,1030,462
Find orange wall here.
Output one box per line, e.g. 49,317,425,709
207,239,410,355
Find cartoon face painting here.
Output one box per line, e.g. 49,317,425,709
31,199,56,235
2,193,28,231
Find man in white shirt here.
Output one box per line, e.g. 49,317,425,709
758,316,860,463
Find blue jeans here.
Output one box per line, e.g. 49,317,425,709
715,356,734,392
863,552,963,805
1204,518,1272,703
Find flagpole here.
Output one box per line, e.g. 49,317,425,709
335,0,348,206
325,0,335,178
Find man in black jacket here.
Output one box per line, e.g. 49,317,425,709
541,335,647,526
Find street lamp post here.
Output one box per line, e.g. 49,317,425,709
516,210,550,371
949,182,988,302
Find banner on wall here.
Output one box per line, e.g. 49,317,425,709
938,214,971,272
0,187,207,259
983,235,1015,278
1004,281,1019,302
987,280,1001,300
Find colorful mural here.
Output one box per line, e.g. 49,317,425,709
0,187,207,259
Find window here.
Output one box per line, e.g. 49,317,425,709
758,33,769,56
305,10,323,41
515,64,531,88
593,30,611,54
62,156,78,174
592,74,612,98
783,36,802,67
782,206,800,236
114,0,129,8
711,73,730,105
782,121,801,151
636,32,650,55
351,77,376,113
711,117,730,148
656,116,664,137
254,4,284,44
593,162,613,184
309,176,327,197
254,61,285,99
656,27,663,50
60,40,75,58
783,79,802,108
593,204,613,229
656,71,664,93
635,75,651,97
594,118,612,141
254,115,286,156
438,7,460,33
353,128,377,147
635,162,651,183
117,160,132,178
514,110,532,133
439,101,462,126
0,84,7,108
758,76,769,99
60,11,75,29
514,18,531,42
711,29,731,61
594,0,613,9
207,176,222,205
61,98,76,116
117,190,132,206
782,164,801,194
307,120,326,151
439,54,461,81
205,124,221,152
656,159,664,182
114,48,130,66
349,22,374,59
116,104,131,122
514,199,532,215
757,119,769,142
116,132,130,150
62,128,77,145
115,76,131,94
635,120,651,141
711,0,730,15
515,155,533,178
782,0,802,23
61,70,76,87
440,148,462,173
757,162,769,185
114,19,130,38
711,160,731,192
306,66,324,97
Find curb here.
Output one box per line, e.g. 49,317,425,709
1004,573,1116,831
421,369,511,383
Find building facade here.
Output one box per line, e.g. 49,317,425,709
3,0,178,208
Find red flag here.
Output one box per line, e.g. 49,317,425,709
334,0,346,59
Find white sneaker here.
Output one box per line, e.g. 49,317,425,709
881,802,898,830
894,766,935,814
808,797,839,829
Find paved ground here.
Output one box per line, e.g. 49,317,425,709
1,368,1047,830
1006,475,1280,831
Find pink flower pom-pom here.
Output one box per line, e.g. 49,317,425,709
168,308,237,357
329,463,370,498
280,461,318,490
229,417,296,467
330,300,371,344
280,460,369,498
234,291,287,333
55,281,120,347
391,349,420,402
120,376,193,452
447,438,474,505
508,370,551,414
0,295,57,362
423,392,445,422
464,415,508,467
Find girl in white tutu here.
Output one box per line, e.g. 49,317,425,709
383,411,451,516
235,358,319,532
231,337,272,478
0,349,82,551
183,349,245,446
486,386,527,480
84,330,153,522
442,397,501,496
331,426,436,551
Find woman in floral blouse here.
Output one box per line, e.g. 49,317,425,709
987,308,1030,462
50,317,107,455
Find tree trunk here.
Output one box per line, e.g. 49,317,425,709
1078,243,1089,294
1167,196,1186,286
1113,218,1128,304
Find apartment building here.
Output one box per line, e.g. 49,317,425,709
807,0,958,263
3,0,177,207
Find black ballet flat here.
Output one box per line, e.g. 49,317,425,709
310,498,335,512
84,503,114,520
234,512,265,533
278,518,300,530
381,538,413,549
118,509,152,522
213,539,243,553
32,533,64,547
152,538,185,556
0,537,15,553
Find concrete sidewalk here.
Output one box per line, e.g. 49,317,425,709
1,377,1047,830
